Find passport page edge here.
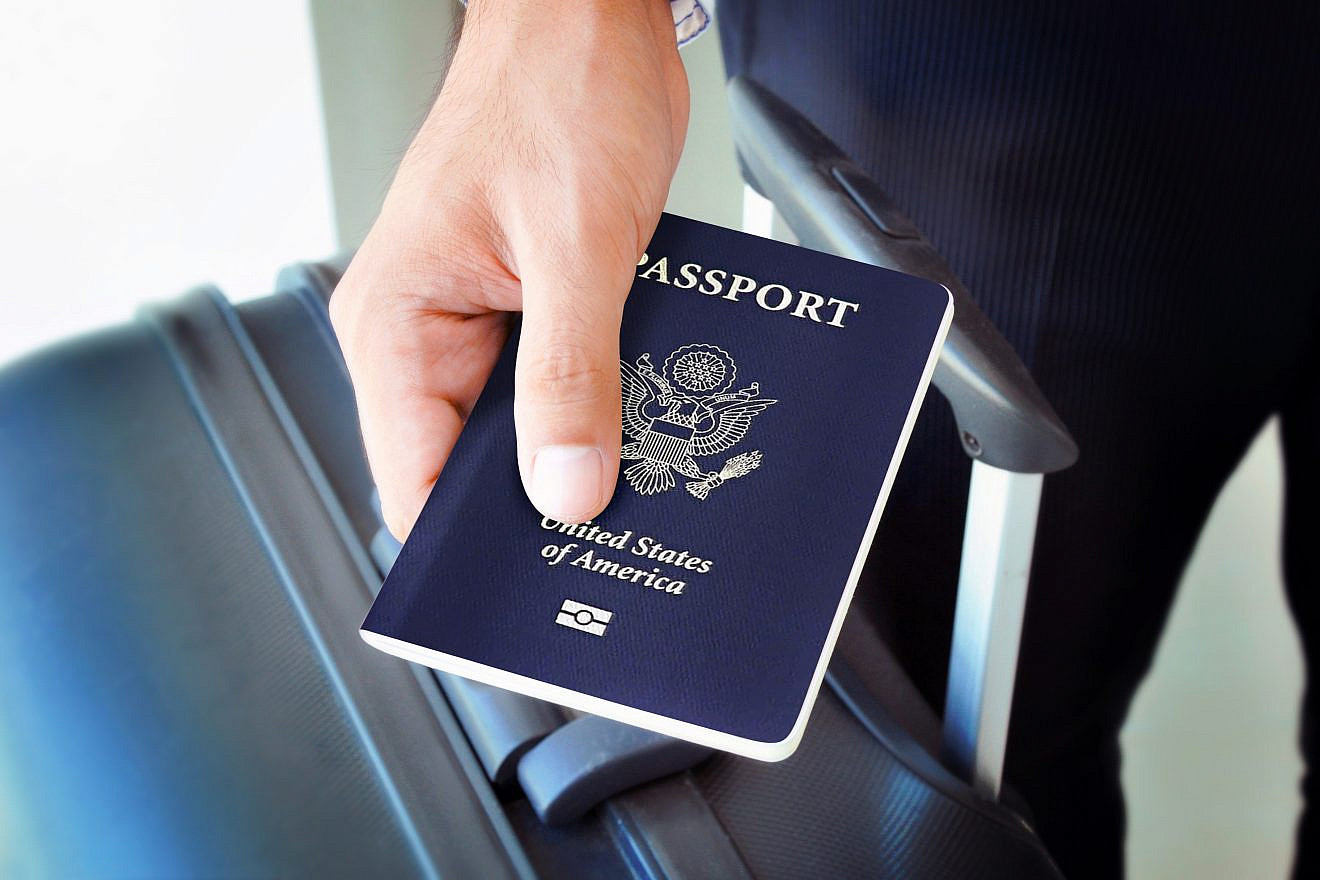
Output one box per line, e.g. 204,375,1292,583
770,282,954,753
359,628,802,762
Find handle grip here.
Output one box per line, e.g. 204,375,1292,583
727,76,1078,474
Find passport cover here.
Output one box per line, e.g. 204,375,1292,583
361,213,953,761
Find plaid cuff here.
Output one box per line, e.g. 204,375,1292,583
671,0,711,47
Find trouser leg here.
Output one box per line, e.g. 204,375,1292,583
1281,355,1320,878
716,3,1320,874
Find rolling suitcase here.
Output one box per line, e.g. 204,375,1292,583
0,77,1075,878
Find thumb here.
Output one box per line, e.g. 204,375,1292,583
514,252,630,524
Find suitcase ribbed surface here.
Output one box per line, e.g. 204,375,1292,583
696,690,1059,879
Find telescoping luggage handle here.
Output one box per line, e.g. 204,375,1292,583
727,76,1079,799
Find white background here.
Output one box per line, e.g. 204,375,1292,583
0,2,336,362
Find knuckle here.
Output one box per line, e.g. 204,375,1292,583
383,512,412,543
380,496,418,543
525,338,614,406
327,286,354,338
328,283,370,369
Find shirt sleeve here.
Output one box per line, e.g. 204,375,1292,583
671,0,711,47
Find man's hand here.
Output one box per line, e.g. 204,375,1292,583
330,0,689,539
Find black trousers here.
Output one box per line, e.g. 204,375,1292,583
718,3,1320,877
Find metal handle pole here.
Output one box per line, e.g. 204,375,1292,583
942,462,1043,798
742,184,776,239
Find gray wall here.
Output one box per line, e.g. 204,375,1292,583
308,0,461,249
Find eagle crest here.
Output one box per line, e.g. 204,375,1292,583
619,344,777,499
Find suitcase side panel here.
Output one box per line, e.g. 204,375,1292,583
0,324,421,876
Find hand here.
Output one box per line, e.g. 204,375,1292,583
330,0,689,539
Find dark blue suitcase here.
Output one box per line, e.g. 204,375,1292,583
0,79,1072,879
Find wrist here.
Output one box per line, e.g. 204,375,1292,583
468,0,664,21
466,0,675,41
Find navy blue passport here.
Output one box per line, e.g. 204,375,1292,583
361,213,952,761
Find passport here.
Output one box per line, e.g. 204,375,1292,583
361,213,953,761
